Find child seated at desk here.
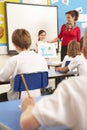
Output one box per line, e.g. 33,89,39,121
0,29,48,101
61,40,79,68
55,40,81,85
55,40,87,75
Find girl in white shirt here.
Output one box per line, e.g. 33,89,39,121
0,29,48,101
35,30,46,53
55,40,86,75
55,40,81,84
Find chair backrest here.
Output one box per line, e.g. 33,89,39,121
14,71,48,92
65,60,70,67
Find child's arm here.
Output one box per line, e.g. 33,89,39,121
20,96,40,130
20,105,40,130
55,66,69,73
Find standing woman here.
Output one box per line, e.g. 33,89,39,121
48,10,81,61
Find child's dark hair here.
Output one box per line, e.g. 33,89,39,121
38,30,46,41
12,29,32,49
66,10,79,21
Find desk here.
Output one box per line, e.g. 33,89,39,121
0,97,70,130
0,70,78,90
47,61,62,69
48,69,78,88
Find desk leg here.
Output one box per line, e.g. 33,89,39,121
55,78,58,88
0,93,8,102
55,77,65,89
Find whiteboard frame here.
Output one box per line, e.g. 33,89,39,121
5,2,58,54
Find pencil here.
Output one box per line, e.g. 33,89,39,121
21,74,31,98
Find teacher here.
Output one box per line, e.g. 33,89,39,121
48,10,81,61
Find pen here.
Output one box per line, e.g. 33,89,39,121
21,74,31,98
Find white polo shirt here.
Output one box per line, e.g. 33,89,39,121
68,54,87,75
32,75,87,130
62,55,73,67
0,51,48,100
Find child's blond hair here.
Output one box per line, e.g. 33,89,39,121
67,40,81,57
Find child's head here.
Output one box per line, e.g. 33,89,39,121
38,30,46,41
67,40,81,57
12,29,32,51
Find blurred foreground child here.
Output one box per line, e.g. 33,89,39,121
20,28,87,130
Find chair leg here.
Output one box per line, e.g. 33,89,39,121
0,93,8,102
19,92,21,99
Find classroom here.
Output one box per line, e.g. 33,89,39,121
0,0,87,130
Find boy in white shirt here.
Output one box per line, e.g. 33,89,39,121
0,29,48,101
20,28,87,130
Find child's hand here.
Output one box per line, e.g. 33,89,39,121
55,67,62,72
21,96,35,112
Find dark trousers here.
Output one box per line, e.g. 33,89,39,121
0,93,8,102
61,46,67,61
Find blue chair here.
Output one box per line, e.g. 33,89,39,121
65,61,70,67
14,71,48,98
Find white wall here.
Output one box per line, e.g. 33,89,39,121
22,0,47,5
0,55,11,69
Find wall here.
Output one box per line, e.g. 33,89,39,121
0,0,49,68
50,0,87,36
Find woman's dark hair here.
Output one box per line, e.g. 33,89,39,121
12,29,32,49
66,10,79,21
38,30,46,41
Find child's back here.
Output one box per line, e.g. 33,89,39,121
0,29,48,101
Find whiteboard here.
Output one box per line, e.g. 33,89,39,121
5,2,58,54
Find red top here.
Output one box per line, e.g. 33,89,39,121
58,24,81,46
